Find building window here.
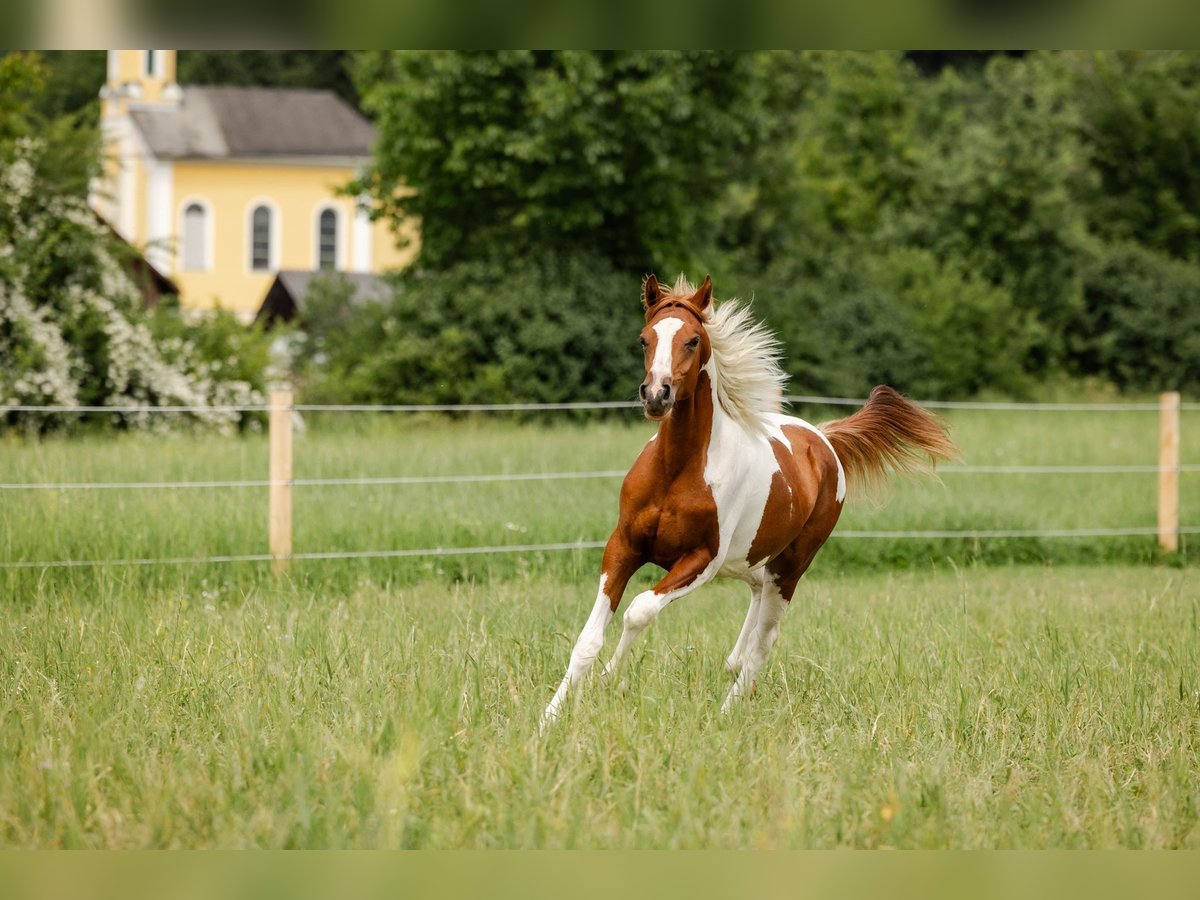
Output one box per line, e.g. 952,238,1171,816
318,208,338,270
181,202,208,271
250,205,273,271
145,50,157,78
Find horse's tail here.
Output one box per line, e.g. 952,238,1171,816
820,385,958,501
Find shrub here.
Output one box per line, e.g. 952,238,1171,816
1074,241,1200,393
0,130,265,433
748,246,1033,400
295,254,643,406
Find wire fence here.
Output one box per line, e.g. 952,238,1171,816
1,393,1193,571
2,463,1199,493
6,395,1200,414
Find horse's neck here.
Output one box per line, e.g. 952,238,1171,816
655,367,724,479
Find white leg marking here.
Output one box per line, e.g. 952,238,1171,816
726,576,764,676
602,589,672,678
721,575,788,714
541,575,613,731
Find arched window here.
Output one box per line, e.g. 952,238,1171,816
181,202,208,271
317,208,339,270
250,204,273,271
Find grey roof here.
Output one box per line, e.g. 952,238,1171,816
130,86,376,159
276,270,391,305
256,270,392,325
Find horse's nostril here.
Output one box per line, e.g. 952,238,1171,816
660,383,672,401
639,383,649,401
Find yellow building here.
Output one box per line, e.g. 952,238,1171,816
90,49,415,320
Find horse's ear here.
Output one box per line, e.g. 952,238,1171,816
642,273,661,312
695,274,713,311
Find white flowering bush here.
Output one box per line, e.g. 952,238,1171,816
0,136,265,433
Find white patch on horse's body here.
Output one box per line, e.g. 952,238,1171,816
773,414,847,503
703,367,779,579
648,316,685,389
698,353,846,577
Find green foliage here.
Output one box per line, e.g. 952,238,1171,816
297,255,641,406
351,51,759,273
749,247,1032,400
1047,51,1200,262
148,298,274,403
177,50,358,106
884,56,1090,369
22,51,106,122
1075,241,1200,393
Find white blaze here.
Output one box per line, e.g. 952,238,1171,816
649,317,685,389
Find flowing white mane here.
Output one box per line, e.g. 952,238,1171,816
664,276,787,432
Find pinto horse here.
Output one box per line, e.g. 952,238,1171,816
541,274,957,728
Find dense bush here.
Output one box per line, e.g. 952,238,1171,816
1073,242,1200,393
747,247,1032,400
1046,51,1200,263
294,255,643,406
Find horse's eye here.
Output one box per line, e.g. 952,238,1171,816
686,337,701,350
639,338,648,349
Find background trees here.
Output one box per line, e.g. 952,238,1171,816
348,50,1200,401
11,50,1200,407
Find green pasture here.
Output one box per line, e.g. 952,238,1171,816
0,407,1198,847
0,405,1195,592
0,566,1196,848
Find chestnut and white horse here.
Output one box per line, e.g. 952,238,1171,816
541,274,956,729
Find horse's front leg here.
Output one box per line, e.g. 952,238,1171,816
540,534,639,731
602,548,716,680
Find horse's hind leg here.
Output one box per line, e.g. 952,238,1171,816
720,534,826,714
720,572,789,713
725,570,765,677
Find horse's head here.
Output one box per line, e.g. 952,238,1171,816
639,273,713,420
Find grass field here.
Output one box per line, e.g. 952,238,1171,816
1,566,1197,848
1,406,1198,847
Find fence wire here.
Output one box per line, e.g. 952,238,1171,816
3,528,1197,571
4,395,1199,414
2,395,1193,571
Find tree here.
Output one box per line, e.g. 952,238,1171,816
1044,51,1200,263
351,51,762,273
177,51,358,107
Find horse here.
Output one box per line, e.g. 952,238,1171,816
541,273,957,729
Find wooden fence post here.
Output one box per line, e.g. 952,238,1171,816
1158,391,1180,553
269,389,294,574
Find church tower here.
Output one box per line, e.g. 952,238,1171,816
93,50,180,253
100,49,180,116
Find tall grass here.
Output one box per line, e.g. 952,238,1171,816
0,566,1196,847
